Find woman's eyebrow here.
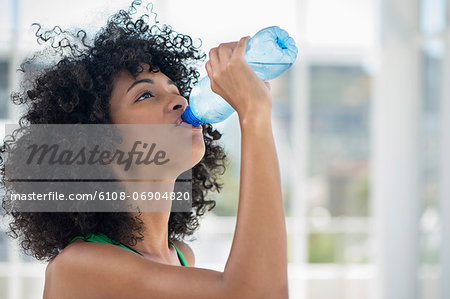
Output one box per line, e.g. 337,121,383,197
126,79,178,94
127,78,154,94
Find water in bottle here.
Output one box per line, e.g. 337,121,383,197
181,26,298,126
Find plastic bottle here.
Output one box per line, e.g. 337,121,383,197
181,26,298,126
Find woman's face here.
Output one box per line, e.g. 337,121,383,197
108,64,206,170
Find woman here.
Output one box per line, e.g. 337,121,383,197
0,1,288,298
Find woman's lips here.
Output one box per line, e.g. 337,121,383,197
175,117,202,130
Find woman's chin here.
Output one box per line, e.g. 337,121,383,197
192,140,206,166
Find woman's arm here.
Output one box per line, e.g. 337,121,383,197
223,105,287,298
51,36,287,299
206,36,288,298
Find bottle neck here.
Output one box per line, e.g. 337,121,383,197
181,106,203,126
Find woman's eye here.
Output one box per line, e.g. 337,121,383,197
135,91,154,102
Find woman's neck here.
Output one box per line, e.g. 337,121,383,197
125,179,178,263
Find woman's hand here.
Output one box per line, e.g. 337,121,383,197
205,36,272,122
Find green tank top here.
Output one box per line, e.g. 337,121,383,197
66,232,189,267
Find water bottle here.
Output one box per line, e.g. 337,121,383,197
181,26,298,126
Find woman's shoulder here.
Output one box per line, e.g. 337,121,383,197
44,239,145,298
44,239,196,297
48,237,145,273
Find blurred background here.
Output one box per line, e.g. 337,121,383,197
0,0,448,298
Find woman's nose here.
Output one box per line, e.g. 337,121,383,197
167,95,188,112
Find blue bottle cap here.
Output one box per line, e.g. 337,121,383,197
181,106,204,127
276,36,288,49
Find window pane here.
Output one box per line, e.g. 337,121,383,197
309,65,371,218
420,0,446,34
308,232,370,264
419,40,443,299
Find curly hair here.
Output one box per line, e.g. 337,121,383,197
0,0,227,262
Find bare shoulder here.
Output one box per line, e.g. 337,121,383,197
44,239,148,299
43,240,231,299
172,240,195,267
